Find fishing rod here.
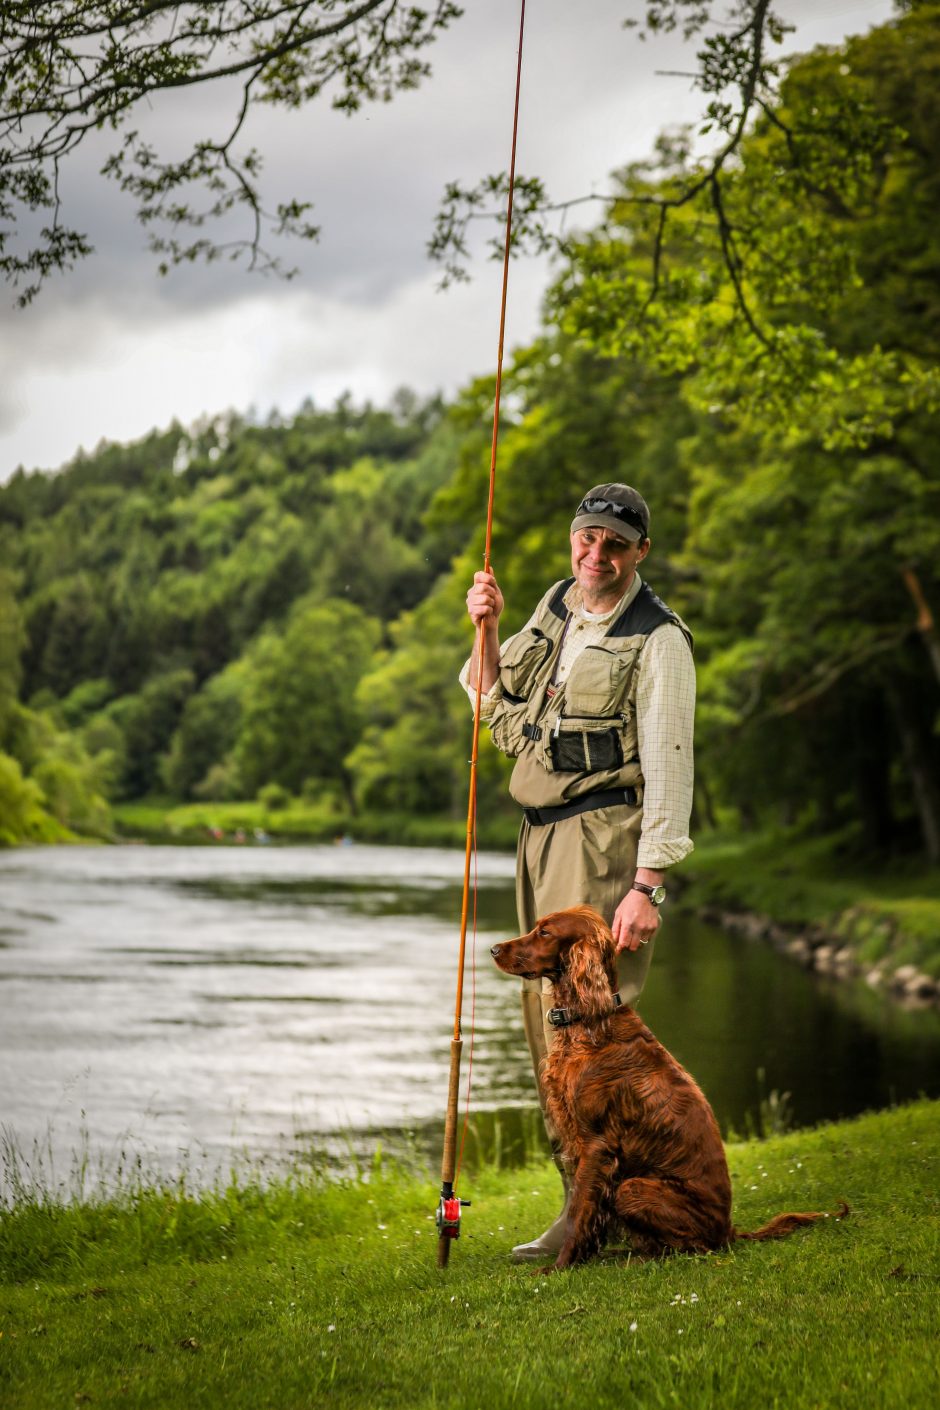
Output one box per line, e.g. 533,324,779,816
436,0,528,1269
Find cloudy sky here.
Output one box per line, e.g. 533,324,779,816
0,0,894,480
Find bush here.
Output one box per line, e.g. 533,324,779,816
194,760,243,802
257,781,290,811
0,752,58,845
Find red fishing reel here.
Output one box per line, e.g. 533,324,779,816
436,1192,470,1238
436,1185,471,1265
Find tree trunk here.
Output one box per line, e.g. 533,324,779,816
885,680,940,867
853,690,895,853
901,566,940,687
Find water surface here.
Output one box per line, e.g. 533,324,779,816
1,843,938,1187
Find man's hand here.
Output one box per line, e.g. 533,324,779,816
466,570,504,627
612,878,663,953
466,570,504,695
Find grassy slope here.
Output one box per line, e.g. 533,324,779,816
679,829,940,980
2,1100,938,1410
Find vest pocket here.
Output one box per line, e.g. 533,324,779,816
497,629,553,703
563,646,628,716
548,723,625,773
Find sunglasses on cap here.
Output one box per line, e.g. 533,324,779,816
575,496,648,539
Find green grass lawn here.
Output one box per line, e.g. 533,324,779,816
2,1101,938,1409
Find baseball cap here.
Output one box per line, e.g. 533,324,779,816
570,483,650,543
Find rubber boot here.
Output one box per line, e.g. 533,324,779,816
510,1169,572,1264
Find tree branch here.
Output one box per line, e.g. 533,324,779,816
0,0,461,300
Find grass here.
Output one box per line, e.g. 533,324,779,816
2,1101,939,1409
680,828,940,980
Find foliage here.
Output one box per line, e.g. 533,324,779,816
0,1,461,301
160,660,248,799
1,9,938,866
0,751,56,845
233,596,379,804
0,394,453,834
541,1,940,858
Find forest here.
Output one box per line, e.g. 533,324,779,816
1,3,938,866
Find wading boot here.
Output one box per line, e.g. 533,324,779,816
510,1176,572,1264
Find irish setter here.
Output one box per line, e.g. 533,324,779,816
491,906,847,1270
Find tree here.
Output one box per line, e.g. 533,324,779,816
1,0,832,304
234,596,380,805
0,0,460,302
161,660,248,799
0,569,24,733
0,751,50,845
538,3,940,860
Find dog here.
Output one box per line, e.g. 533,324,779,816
491,906,848,1270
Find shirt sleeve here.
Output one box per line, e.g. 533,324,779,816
634,623,696,870
456,591,550,718
458,653,502,720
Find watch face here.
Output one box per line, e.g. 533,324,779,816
651,885,667,906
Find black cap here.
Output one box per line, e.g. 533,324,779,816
571,484,650,543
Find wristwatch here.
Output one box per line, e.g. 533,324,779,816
632,881,667,906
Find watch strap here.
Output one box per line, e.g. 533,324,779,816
632,881,666,905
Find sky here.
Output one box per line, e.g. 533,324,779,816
0,0,896,481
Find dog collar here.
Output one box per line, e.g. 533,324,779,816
547,993,623,1028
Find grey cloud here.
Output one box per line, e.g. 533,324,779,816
0,0,896,473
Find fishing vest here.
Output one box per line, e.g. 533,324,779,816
488,576,693,811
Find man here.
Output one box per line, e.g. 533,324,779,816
462,482,695,1262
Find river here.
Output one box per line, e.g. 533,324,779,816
1,843,938,1191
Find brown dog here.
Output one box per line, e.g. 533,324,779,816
491,906,847,1270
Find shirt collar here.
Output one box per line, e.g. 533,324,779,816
563,571,643,623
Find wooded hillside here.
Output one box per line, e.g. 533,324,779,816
1,4,938,861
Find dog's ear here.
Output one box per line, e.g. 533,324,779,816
566,913,617,1021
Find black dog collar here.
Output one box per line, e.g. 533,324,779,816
547,993,623,1028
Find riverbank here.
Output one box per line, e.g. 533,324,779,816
679,829,940,1008
2,1100,938,1410
112,797,522,851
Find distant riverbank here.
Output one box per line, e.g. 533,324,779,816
112,797,522,852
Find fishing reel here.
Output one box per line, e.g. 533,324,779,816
436,1189,471,1239
436,1181,471,1265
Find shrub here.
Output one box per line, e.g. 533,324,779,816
257,781,290,811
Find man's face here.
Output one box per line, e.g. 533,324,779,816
570,526,647,609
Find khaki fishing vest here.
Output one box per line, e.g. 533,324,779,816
488,577,693,811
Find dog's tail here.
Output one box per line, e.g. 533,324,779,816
733,1200,849,1242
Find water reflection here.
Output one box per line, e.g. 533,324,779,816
0,842,937,1189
